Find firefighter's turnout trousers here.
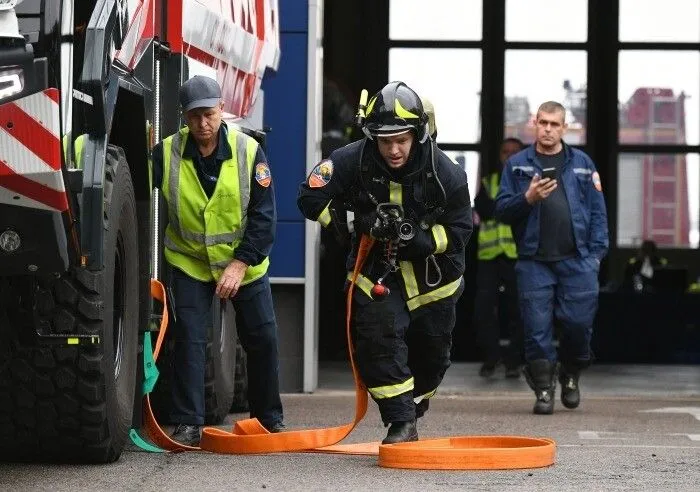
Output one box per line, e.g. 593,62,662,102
351,273,462,424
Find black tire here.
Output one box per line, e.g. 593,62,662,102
205,299,236,424
151,296,237,425
231,339,249,413
0,146,139,463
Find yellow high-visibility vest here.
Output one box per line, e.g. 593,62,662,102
477,173,516,260
161,126,268,283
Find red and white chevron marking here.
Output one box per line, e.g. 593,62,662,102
0,88,68,212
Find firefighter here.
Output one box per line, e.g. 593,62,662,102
297,82,473,444
473,138,525,379
495,101,609,415
151,76,285,446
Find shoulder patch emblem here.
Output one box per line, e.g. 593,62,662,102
308,159,333,188
592,171,602,192
255,162,271,187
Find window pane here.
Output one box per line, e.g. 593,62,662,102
504,50,587,144
506,0,587,42
617,153,699,248
443,151,480,205
620,0,700,42
619,51,700,146
389,48,482,143
389,0,482,41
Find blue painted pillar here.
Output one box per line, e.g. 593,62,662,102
263,0,322,392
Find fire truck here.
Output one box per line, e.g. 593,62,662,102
0,0,279,462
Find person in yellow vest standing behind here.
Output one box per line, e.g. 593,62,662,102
151,76,285,446
473,138,525,378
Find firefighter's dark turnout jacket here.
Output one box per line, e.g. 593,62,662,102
297,138,473,423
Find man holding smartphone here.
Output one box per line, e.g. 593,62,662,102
495,101,609,415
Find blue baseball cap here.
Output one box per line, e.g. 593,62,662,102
179,75,222,112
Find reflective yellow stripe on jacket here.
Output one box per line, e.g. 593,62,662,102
317,201,332,227
342,181,462,311
478,173,516,260
162,127,269,283
346,271,375,298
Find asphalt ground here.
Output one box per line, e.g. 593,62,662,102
1,363,699,492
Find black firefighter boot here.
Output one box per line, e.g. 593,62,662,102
382,420,419,444
559,367,580,409
523,359,557,415
559,360,589,409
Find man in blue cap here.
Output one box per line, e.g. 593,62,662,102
151,75,285,446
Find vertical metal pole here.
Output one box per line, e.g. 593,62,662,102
154,57,161,144
151,188,160,281
152,56,162,281
303,0,324,392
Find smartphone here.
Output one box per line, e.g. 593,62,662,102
541,167,556,180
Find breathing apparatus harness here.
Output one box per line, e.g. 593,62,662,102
353,89,447,297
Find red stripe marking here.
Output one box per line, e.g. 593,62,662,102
183,42,219,70
0,160,68,211
0,102,61,170
167,0,183,52
255,0,265,40
44,88,59,104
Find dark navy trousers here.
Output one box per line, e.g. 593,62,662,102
169,268,283,428
515,257,599,364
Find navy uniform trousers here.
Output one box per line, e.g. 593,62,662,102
515,256,599,365
169,267,283,428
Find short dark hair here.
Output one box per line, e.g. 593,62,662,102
537,101,566,122
502,137,524,150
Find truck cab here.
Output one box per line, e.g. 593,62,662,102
0,0,279,463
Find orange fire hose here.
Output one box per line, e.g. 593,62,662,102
143,236,556,469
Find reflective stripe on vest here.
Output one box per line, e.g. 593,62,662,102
477,173,516,260
66,133,86,170
162,127,268,283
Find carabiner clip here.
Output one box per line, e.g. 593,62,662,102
425,254,442,288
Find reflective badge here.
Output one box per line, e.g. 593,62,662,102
255,162,271,187
308,159,333,188
592,171,602,192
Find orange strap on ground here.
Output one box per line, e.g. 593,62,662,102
143,238,556,469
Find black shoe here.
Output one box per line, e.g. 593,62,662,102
171,424,201,446
559,372,581,409
382,420,418,444
479,362,497,378
264,421,287,433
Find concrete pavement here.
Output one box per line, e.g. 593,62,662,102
1,363,699,491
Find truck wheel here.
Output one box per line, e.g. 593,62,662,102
0,146,139,463
231,340,249,413
150,297,236,425
205,300,236,424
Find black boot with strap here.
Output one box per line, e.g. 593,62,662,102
523,359,558,415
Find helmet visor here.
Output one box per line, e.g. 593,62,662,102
364,122,414,137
